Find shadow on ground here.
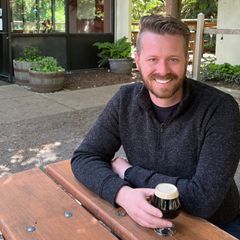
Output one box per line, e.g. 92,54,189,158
0,106,103,177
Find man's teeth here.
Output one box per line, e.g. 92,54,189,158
155,79,171,84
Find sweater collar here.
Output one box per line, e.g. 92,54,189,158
136,78,193,116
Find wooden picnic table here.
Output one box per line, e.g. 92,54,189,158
0,159,237,240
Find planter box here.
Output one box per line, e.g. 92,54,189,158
13,60,38,85
109,58,133,74
29,70,65,93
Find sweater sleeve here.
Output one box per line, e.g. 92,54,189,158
125,97,240,220
71,89,130,205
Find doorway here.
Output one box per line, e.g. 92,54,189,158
0,0,12,82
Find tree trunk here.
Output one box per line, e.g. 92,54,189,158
166,0,181,19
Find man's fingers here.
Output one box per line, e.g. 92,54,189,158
139,217,173,229
143,201,163,218
142,188,155,197
116,187,173,229
134,207,173,228
140,188,163,218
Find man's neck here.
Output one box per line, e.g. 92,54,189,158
149,91,183,108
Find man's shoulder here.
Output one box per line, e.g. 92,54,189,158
116,82,144,99
188,78,217,92
108,82,144,107
187,78,239,110
188,78,235,100
119,82,143,93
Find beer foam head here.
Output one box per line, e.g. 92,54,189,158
155,183,179,200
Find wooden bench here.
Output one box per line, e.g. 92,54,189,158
0,168,116,240
0,159,237,240
45,160,237,240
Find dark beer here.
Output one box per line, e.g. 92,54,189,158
151,183,181,236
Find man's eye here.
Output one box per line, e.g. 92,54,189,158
170,58,179,62
148,58,157,62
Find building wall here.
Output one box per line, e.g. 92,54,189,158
216,0,240,65
115,0,132,41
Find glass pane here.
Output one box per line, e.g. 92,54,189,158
55,1,65,32
69,0,112,33
10,0,66,33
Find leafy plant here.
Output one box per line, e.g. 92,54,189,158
132,0,164,22
181,0,217,19
203,35,216,53
93,37,132,67
131,0,217,22
17,46,42,62
31,56,64,73
200,60,240,85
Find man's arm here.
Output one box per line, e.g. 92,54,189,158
114,98,240,220
71,89,135,205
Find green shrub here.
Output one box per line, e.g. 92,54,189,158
18,46,42,62
200,60,240,85
93,37,132,67
204,42,215,52
31,57,64,73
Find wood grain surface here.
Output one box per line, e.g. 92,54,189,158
45,160,237,240
0,168,117,240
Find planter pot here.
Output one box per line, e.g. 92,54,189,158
29,70,65,93
109,58,133,74
13,60,38,85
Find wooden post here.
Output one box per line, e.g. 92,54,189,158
192,13,204,80
166,0,181,19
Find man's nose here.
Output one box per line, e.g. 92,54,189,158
155,60,171,76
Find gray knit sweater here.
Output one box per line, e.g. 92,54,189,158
71,78,240,225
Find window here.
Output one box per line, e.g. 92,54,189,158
69,0,112,33
10,0,65,33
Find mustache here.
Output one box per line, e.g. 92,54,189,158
150,73,178,80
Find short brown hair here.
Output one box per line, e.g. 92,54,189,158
136,14,190,55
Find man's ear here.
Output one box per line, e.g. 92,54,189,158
134,52,140,70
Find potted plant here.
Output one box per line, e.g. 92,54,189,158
13,46,42,85
29,56,65,93
93,37,133,74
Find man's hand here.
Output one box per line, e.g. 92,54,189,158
111,156,132,179
115,186,173,228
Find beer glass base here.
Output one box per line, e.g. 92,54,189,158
154,226,176,236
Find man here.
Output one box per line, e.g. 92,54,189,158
71,15,240,238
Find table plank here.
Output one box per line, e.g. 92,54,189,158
45,160,237,240
0,168,117,240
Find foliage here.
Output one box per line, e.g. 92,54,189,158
200,59,240,85
31,56,64,72
204,41,215,53
131,0,217,22
93,37,132,67
132,0,164,22
181,0,217,19
11,0,65,32
17,46,42,62
54,1,66,24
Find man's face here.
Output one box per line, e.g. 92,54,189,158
135,32,189,107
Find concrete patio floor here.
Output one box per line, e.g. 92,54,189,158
0,82,239,193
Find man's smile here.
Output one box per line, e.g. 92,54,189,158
155,79,172,84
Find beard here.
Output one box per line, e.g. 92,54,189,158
139,68,186,100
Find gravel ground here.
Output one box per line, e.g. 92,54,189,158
64,69,141,90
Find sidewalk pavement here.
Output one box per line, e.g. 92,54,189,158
0,83,124,177
0,83,240,191
0,83,122,124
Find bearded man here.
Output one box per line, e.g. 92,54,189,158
71,15,240,238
